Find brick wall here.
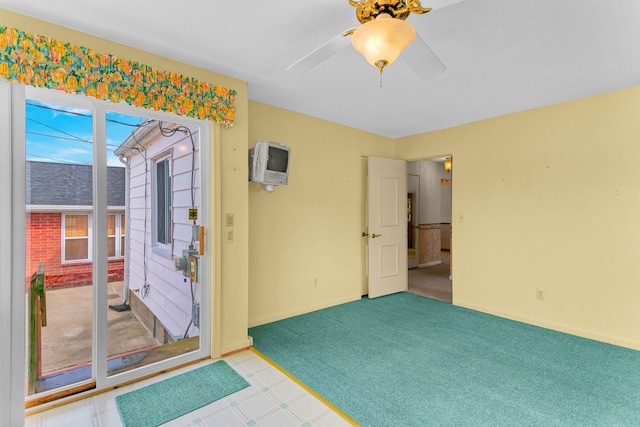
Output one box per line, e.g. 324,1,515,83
26,212,124,288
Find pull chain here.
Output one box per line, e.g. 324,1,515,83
375,59,388,88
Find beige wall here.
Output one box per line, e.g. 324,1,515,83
397,86,640,351
247,101,394,326
2,10,251,356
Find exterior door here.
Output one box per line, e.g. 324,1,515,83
367,157,408,298
19,86,210,407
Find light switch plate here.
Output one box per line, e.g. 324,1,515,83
225,213,234,227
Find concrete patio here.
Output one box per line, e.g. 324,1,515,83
38,281,159,374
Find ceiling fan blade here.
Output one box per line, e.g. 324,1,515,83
287,30,354,73
429,0,464,11
402,32,446,84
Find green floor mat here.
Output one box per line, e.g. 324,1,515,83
115,360,249,427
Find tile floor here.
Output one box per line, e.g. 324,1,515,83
25,349,354,427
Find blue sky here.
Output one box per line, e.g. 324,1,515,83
26,100,146,167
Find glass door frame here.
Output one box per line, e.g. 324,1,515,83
1,79,27,427
1,82,212,422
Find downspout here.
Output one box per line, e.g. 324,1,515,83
109,153,131,311
120,153,131,305
109,119,156,312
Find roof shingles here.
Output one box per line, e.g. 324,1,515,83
26,161,125,206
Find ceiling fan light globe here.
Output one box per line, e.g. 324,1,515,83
351,13,416,69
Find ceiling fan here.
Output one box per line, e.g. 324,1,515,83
287,0,447,83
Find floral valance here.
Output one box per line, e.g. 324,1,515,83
0,26,235,126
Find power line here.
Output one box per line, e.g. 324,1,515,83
27,117,90,142
26,101,91,118
26,153,85,165
26,131,122,150
26,101,150,152
26,100,149,128
26,131,90,144
25,100,153,164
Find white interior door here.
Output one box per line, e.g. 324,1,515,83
367,157,408,298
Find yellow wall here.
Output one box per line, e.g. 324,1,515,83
397,86,640,350
248,83,640,352
1,10,251,356
247,101,394,326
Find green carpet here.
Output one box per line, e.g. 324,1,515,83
115,360,249,427
250,292,640,426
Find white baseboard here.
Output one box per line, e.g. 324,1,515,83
418,260,442,268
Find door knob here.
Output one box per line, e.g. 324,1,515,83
362,232,381,238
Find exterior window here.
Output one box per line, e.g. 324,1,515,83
121,213,126,257
63,213,125,261
64,214,90,261
107,214,116,257
107,213,126,258
156,157,172,246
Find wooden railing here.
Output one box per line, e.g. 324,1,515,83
27,262,46,395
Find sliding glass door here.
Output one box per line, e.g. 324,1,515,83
21,86,210,405
25,98,96,396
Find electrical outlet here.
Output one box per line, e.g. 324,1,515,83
225,228,234,243
536,289,544,300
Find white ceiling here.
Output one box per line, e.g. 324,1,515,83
2,0,640,138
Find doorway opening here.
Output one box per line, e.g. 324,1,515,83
406,156,453,303
407,174,420,269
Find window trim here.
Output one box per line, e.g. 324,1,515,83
62,212,92,263
107,212,125,259
153,153,173,251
